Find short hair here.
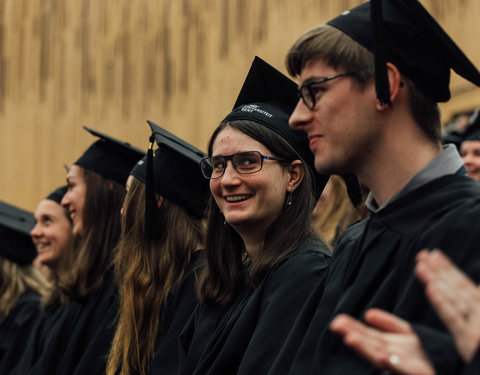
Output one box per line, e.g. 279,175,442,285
286,25,442,143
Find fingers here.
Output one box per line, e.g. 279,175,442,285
364,309,412,334
415,249,480,362
330,314,392,368
330,312,435,375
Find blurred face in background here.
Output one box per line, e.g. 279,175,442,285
62,165,87,236
31,199,72,270
460,140,480,181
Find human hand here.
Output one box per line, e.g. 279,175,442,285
330,308,435,375
415,249,480,362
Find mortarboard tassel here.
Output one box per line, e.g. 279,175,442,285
145,135,156,238
371,0,391,106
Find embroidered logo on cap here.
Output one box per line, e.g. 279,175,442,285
240,104,273,118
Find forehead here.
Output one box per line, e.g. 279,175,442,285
461,140,480,151
34,199,65,219
299,59,339,83
67,165,84,180
212,126,271,156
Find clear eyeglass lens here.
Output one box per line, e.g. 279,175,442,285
233,152,262,173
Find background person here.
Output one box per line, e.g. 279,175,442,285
0,202,50,366
106,121,209,375
15,127,144,375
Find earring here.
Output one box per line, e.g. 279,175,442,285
287,186,295,206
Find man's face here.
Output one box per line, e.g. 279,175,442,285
289,59,377,175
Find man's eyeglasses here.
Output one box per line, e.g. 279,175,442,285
298,72,355,110
200,151,288,179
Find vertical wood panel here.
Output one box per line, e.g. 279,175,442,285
1,0,479,210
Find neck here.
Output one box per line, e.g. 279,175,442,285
234,226,265,261
356,116,442,207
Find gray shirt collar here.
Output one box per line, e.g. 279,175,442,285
366,144,464,213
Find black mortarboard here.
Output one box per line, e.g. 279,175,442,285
223,56,329,199
328,0,480,104
0,201,36,265
130,121,209,236
46,186,68,204
74,126,145,185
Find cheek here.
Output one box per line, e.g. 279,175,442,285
209,180,221,199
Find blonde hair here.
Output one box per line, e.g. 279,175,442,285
313,175,369,247
0,256,51,319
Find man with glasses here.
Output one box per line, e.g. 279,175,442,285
268,0,480,374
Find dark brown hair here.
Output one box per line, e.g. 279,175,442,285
59,168,125,301
197,120,321,305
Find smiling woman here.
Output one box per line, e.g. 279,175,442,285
31,187,72,272
178,57,331,375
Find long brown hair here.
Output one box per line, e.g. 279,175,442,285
0,256,50,319
197,120,321,305
59,168,125,301
106,177,204,375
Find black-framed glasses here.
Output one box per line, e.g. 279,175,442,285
200,151,288,179
298,72,355,110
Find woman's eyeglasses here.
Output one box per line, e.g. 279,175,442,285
200,151,288,179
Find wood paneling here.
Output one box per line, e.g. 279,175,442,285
1,0,479,210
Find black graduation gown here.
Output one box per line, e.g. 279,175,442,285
269,174,480,375
463,347,480,375
19,272,118,375
0,291,42,368
0,298,61,374
178,236,331,375
148,250,205,374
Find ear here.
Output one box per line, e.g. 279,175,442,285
376,62,403,111
156,196,164,209
286,160,304,192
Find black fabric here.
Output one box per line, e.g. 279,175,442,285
266,174,480,375
13,273,118,375
178,236,331,375
46,186,67,204
0,201,36,265
0,301,61,374
75,126,145,185
148,250,205,374
0,291,42,369
130,122,209,219
463,346,480,375
328,0,480,103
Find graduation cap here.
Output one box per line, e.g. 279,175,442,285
328,0,480,104
0,201,36,265
223,56,329,199
46,186,68,204
74,126,145,185
130,120,210,236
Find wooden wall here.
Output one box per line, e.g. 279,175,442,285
1,0,479,211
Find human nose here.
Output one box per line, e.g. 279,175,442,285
220,160,241,187
30,223,42,239
289,98,313,130
61,191,70,208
